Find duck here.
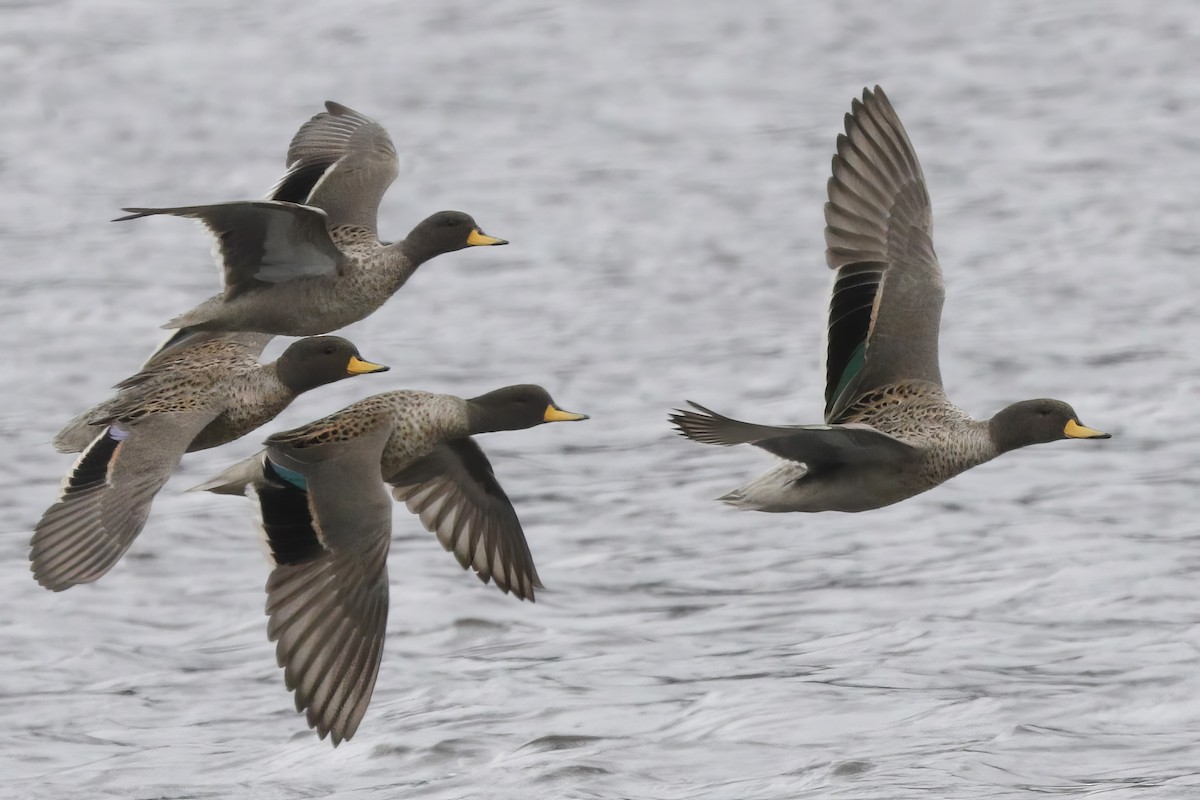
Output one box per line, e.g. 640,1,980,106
670,86,1110,513
31,335,389,590
116,101,507,337
195,384,588,745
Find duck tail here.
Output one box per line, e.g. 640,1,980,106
162,295,222,332
190,453,265,495
717,463,813,513
53,408,104,454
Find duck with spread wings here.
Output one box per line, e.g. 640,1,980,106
197,384,588,744
672,87,1109,513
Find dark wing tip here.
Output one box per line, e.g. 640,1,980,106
113,208,153,222
324,100,368,120
668,405,700,437
494,576,538,603
670,402,735,447
861,86,896,119
474,549,541,603
522,571,544,601
685,400,719,415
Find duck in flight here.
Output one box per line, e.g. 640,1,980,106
671,87,1110,513
117,101,507,337
196,384,588,744
31,335,388,590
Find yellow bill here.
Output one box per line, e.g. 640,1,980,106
466,228,508,246
346,356,390,375
544,404,589,423
1063,419,1110,439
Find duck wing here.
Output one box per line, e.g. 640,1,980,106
671,401,917,469
253,426,394,746
32,411,217,590
388,438,541,601
268,101,399,235
824,86,943,424
116,201,347,300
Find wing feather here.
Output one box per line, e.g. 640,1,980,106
388,439,541,601
823,87,943,423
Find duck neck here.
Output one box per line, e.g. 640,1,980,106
394,234,443,269
465,398,538,436
382,240,424,288
987,414,1025,455
466,401,501,435
246,362,297,412
262,360,301,397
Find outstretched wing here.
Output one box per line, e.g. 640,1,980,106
824,86,943,423
267,101,399,234
256,430,394,746
671,401,917,470
32,412,216,590
388,438,542,601
116,201,347,300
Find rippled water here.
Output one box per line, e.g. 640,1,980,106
3,1,1200,797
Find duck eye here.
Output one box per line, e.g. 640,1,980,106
323,346,335,355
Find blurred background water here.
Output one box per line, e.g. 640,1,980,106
2,0,1199,797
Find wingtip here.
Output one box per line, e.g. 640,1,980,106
309,716,346,747
112,208,147,222
858,85,895,116
324,100,357,117
29,562,74,593
668,406,703,437
524,575,547,602
509,578,542,603
670,404,717,443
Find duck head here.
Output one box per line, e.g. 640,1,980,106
276,336,389,393
467,384,588,434
989,398,1110,453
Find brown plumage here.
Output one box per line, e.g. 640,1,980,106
116,102,508,336
30,335,387,591
196,385,588,745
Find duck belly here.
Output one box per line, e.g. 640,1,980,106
719,461,925,513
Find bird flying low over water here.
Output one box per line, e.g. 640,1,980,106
31,335,388,590
195,384,588,745
671,87,1109,513
116,101,507,337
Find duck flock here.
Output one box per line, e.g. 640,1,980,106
30,87,1110,746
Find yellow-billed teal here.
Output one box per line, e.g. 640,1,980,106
671,87,1109,512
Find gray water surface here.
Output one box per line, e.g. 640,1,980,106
3,1,1200,798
